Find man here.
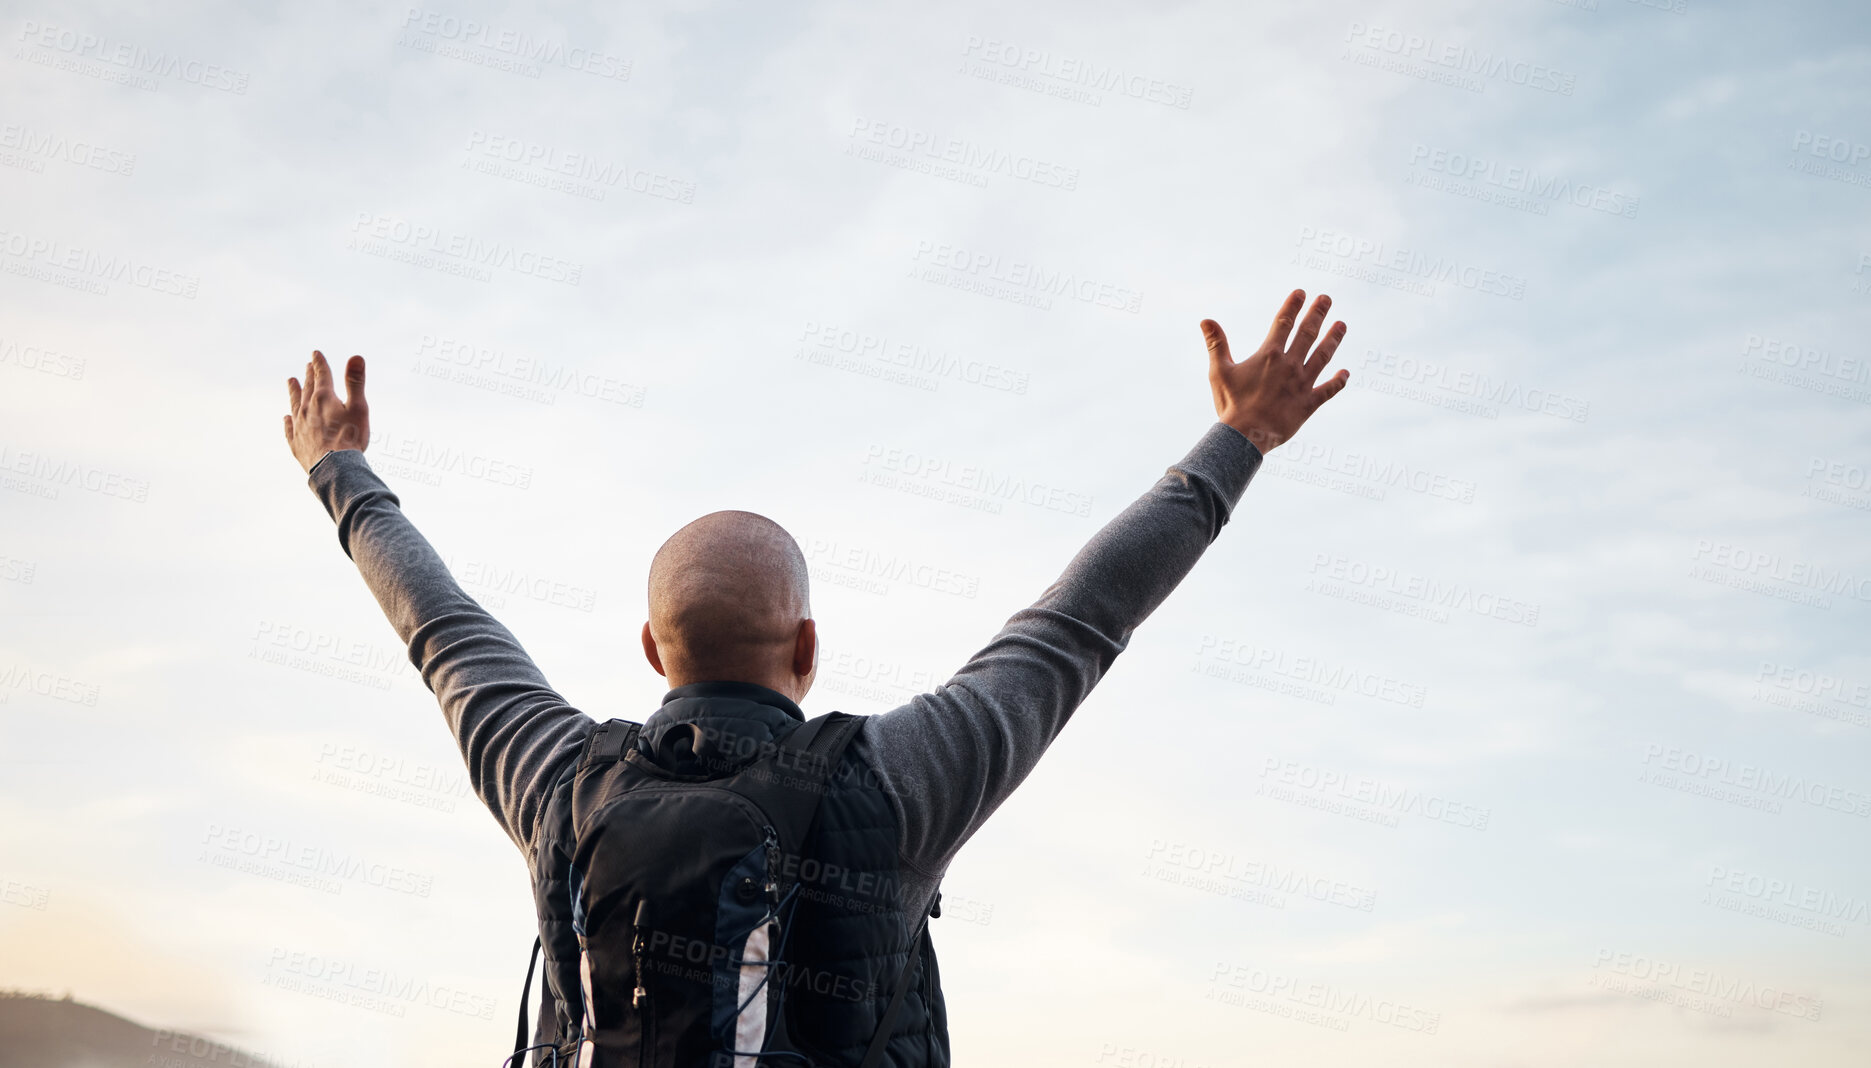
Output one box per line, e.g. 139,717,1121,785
283,289,1350,1065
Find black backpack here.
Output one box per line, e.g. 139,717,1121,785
510,711,935,1067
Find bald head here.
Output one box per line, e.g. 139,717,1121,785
644,510,813,690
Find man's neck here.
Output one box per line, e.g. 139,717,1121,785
661,679,806,720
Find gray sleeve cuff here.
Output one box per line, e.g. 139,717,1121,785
1177,422,1264,521
306,449,391,557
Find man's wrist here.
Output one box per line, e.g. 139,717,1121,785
306,448,339,477
1221,420,1281,455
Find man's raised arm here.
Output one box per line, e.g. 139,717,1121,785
862,290,1351,881
284,351,593,857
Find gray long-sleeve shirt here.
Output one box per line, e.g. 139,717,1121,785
305,421,1262,921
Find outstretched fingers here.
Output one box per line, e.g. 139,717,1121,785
1202,319,1232,370
1309,368,1350,411
1287,294,1332,360
311,350,333,396
343,355,368,414
1261,289,1306,353
1303,321,1348,383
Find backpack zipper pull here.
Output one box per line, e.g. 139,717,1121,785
763,826,781,903
631,899,650,1009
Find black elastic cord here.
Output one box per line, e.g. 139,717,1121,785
502,1042,559,1068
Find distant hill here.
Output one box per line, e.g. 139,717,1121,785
0,991,285,1068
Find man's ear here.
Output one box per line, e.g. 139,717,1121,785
641,621,667,678
792,618,817,679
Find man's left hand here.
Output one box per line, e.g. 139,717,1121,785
285,350,370,473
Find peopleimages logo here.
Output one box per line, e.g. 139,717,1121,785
463,130,694,203
1591,949,1822,1021
1266,440,1478,504
1258,758,1492,830
200,824,437,896
798,321,1031,395
1359,348,1590,423
366,424,534,489
1207,959,1441,1034
1791,130,1870,166
1704,864,1869,936
0,227,199,298
0,441,150,502
909,241,1143,313
1341,22,1577,95
265,946,497,1020
1307,552,1541,627
1753,661,1871,729
801,537,981,600
1294,226,1527,300
14,20,251,93
862,443,1094,518
1144,839,1378,912
0,335,86,379
348,213,582,286
0,660,101,706
846,116,1080,190
397,8,631,80
958,36,1194,109
1688,538,1871,605
1406,144,1639,218
1639,742,1871,817
0,121,137,176
1739,334,1868,387
1196,634,1429,709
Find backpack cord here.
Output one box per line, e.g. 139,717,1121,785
724,879,803,1022
502,1043,559,1068
718,869,929,1067
715,881,816,1063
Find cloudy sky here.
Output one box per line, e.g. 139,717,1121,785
2,0,1868,1064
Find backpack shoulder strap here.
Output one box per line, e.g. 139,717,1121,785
859,889,940,1068
515,749,600,1066
729,711,864,856
513,935,543,1060
581,718,643,769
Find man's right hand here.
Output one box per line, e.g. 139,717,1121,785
285,350,371,474
1203,289,1349,454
